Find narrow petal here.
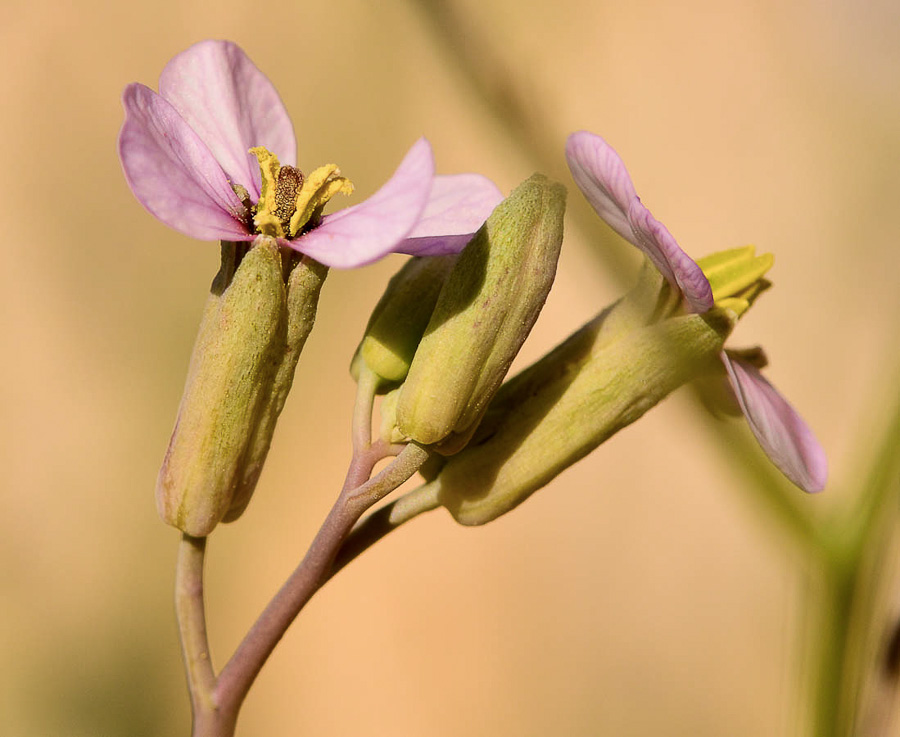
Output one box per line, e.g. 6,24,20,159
565,130,713,312
291,138,435,268
158,40,296,199
722,352,827,493
565,130,637,238
395,173,504,256
628,205,714,312
118,83,253,241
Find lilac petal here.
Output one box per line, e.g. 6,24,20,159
628,204,714,312
722,352,827,493
291,138,435,268
565,131,713,312
118,83,254,241
158,40,296,199
566,130,638,239
396,234,475,257
396,173,504,256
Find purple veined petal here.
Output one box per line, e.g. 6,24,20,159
628,204,714,312
566,130,713,312
158,40,296,200
396,234,475,257
410,174,503,236
722,352,828,493
292,138,436,268
118,83,254,242
396,173,504,255
565,131,638,241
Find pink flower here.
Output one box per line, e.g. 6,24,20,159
118,40,502,268
565,131,827,492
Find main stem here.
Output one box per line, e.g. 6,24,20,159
210,442,429,730
211,455,373,725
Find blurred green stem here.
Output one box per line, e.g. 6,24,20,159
810,370,900,736
810,545,857,737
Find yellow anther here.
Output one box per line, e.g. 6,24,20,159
250,147,286,237
248,149,354,239
289,165,354,236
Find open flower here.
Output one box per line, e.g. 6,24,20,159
565,130,827,493
118,40,502,267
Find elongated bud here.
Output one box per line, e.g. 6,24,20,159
351,254,458,386
396,174,566,452
157,238,326,536
223,253,327,522
433,291,737,525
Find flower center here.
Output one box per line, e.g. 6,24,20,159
273,166,304,231
250,147,354,239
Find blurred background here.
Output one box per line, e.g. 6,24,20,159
2,0,899,734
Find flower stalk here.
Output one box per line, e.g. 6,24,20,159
169,367,434,737
174,534,222,736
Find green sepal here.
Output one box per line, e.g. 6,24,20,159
223,252,328,522
435,304,737,526
156,238,327,536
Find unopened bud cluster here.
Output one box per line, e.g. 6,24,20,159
353,173,567,454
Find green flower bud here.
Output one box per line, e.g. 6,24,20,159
157,238,326,536
223,253,327,522
396,174,566,453
433,286,737,526
351,254,458,387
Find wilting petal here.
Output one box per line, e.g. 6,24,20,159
566,131,713,312
722,352,827,493
119,83,253,241
397,173,504,256
293,138,435,268
158,40,296,199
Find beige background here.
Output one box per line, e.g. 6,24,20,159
3,0,899,734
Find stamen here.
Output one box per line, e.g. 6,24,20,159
274,166,304,231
